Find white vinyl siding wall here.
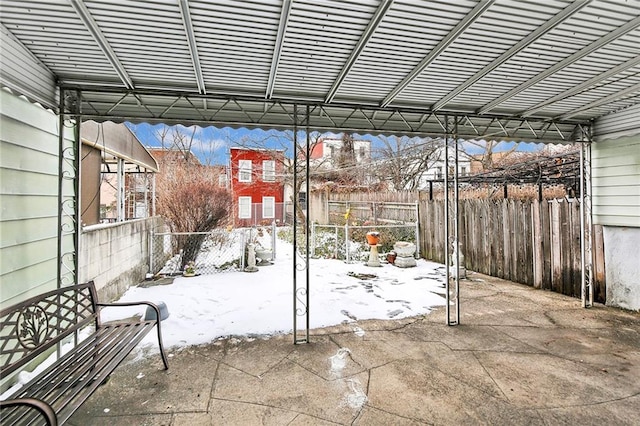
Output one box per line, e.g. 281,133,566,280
0,90,69,307
592,136,640,228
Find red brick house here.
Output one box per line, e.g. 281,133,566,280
229,147,285,226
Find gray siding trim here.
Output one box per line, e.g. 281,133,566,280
593,104,640,142
592,136,640,228
0,23,57,110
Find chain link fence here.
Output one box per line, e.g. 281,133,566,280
311,223,418,263
308,200,419,262
150,224,277,276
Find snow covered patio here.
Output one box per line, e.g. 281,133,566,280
67,271,640,426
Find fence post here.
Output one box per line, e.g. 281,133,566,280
149,226,155,274
240,231,246,270
414,201,420,258
345,222,350,263
373,202,377,225
272,220,277,260
532,200,543,288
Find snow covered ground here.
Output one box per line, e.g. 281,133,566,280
101,239,447,351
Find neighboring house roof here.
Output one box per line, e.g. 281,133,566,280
81,121,158,172
311,138,371,160
230,146,285,153
146,147,201,165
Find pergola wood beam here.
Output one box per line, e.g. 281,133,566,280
179,0,206,94
380,0,494,108
478,15,640,115
266,0,292,99
69,0,134,90
431,0,590,112
324,0,394,103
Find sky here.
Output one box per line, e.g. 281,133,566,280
126,122,542,166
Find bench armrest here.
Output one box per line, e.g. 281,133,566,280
0,398,58,426
96,301,163,322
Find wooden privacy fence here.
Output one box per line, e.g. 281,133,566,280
419,198,606,303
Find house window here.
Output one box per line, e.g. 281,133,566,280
238,196,251,219
239,160,252,182
460,166,467,176
359,146,366,160
262,196,275,219
263,160,275,182
436,167,443,180
299,192,307,210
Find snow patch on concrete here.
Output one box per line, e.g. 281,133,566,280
330,348,351,375
345,378,367,409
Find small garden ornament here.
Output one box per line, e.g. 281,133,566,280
183,261,196,277
366,231,382,267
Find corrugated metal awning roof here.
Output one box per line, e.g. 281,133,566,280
1,0,639,142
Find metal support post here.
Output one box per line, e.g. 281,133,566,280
453,119,460,325
293,105,310,344
293,106,298,342
444,116,460,326
580,136,594,308
57,87,81,289
73,99,81,283
444,117,451,324
117,158,125,221
304,105,311,339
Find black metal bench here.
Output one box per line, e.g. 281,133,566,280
0,281,169,425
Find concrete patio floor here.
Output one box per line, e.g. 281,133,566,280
69,272,640,425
